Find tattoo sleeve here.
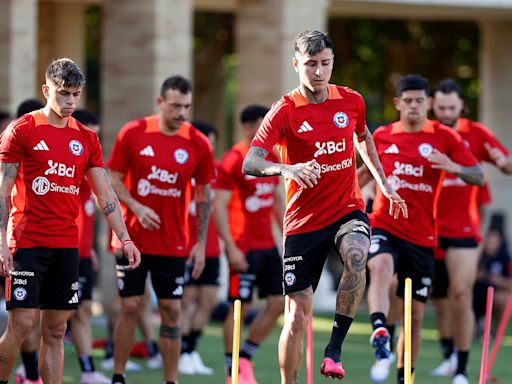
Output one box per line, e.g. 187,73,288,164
0,163,19,233
242,146,284,177
354,128,388,188
195,184,212,243
457,164,484,186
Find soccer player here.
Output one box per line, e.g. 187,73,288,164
242,31,407,383
430,79,511,384
362,75,484,384
0,58,140,384
108,75,215,384
179,120,221,375
214,105,286,384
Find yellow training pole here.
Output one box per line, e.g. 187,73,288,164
404,278,412,384
231,300,242,384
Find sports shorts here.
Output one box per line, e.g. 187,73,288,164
282,210,370,295
5,248,80,310
368,229,434,303
78,258,94,301
116,254,186,299
438,236,478,250
184,258,220,286
228,247,282,302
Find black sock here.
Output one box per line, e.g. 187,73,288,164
397,367,415,384
21,351,39,380
146,340,159,357
239,340,259,360
370,312,387,331
112,373,125,384
386,324,396,353
181,333,191,354
324,313,353,362
78,355,95,373
188,330,202,352
225,353,233,376
456,350,469,375
105,341,114,359
0,381,7,384
164,382,178,384
441,338,454,360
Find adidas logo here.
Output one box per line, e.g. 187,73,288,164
139,145,155,157
68,292,79,304
33,140,49,151
384,144,399,154
415,287,428,297
172,285,183,296
298,121,314,133
333,321,339,328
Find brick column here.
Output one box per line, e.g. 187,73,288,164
0,0,38,113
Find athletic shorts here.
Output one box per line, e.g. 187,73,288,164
228,247,282,302
78,258,94,302
5,248,80,310
368,229,434,303
116,254,186,299
282,210,370,295
431,259,449,299
438,236,478,250
184,258,220,286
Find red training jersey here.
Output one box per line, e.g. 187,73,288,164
216,141,280,252
251,84,366,236
371,120,478,247
108,116,214,257
0,110,104,249
77,179,95,259
436,118,509,239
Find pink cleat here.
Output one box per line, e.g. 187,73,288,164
239,357,258,384
320,357,345,380
22,379,43,384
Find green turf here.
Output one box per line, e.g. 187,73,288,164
54,309,511,383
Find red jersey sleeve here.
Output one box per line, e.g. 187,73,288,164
86,132,105,170
216,151,241,191
354,91,367,135
476,123,510,164
192,133,215,185
0,116,30,163
107,121,137,174
443,127,478,167
251,100,289,152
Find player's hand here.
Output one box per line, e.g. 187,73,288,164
188,243,206,280
133,203,161,230
381,184,408,219
122,241,141,270
281,160,321,189
428,149,461,174
0,247,13,277
484,142,508,168
227,243,248,272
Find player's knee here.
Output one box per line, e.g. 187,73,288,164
159,301,181,325
42,320,68,342
368,256,393,278
9,316,34,340
120,297,143,319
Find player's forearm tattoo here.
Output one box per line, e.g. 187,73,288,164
0,197,9,230
358,129,388,184
337,233,369,317
458,164,484,186
243,147,282,177
1,163,19,181
102,201,116,216
196,185,212,243
0,163,19,231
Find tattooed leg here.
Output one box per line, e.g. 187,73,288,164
279,288,313,384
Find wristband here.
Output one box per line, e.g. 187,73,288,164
122,240,134,249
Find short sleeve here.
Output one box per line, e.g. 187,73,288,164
107,122,137,174
215,151,242,191
444,128,478,167
86,132,104,170
0,117,29,163
192,134,215,185
251,100,288,152
355,93,367,135
476,123,510,164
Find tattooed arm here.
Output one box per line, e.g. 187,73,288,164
0,163,19,276
242,146,321,189
188,183,211,279
355,128,408,219
428,149,485,185
87,167,140,269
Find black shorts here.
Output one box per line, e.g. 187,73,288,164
78,258,94,302
184,258,220,286
438,236,478,250
116,254,186,299
228,247,282,302
431,259,449,299
368,229,434,303
5,248,80,310
282,210,370,295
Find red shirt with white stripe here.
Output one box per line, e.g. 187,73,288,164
251,85,366,236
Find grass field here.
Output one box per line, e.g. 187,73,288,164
51,305,512,384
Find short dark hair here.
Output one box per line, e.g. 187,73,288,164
240,105,269,124
396,74,429,97
191,120,218,138
293,30,333,56
73,109,99,126
160,75,192,97
45,58,85,88
16,98,44,118
433,79,464,99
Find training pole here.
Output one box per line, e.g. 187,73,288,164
479,286,494,384
404,278,412,384
232,300,242,384
486,293,512,378
307,316,314,384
